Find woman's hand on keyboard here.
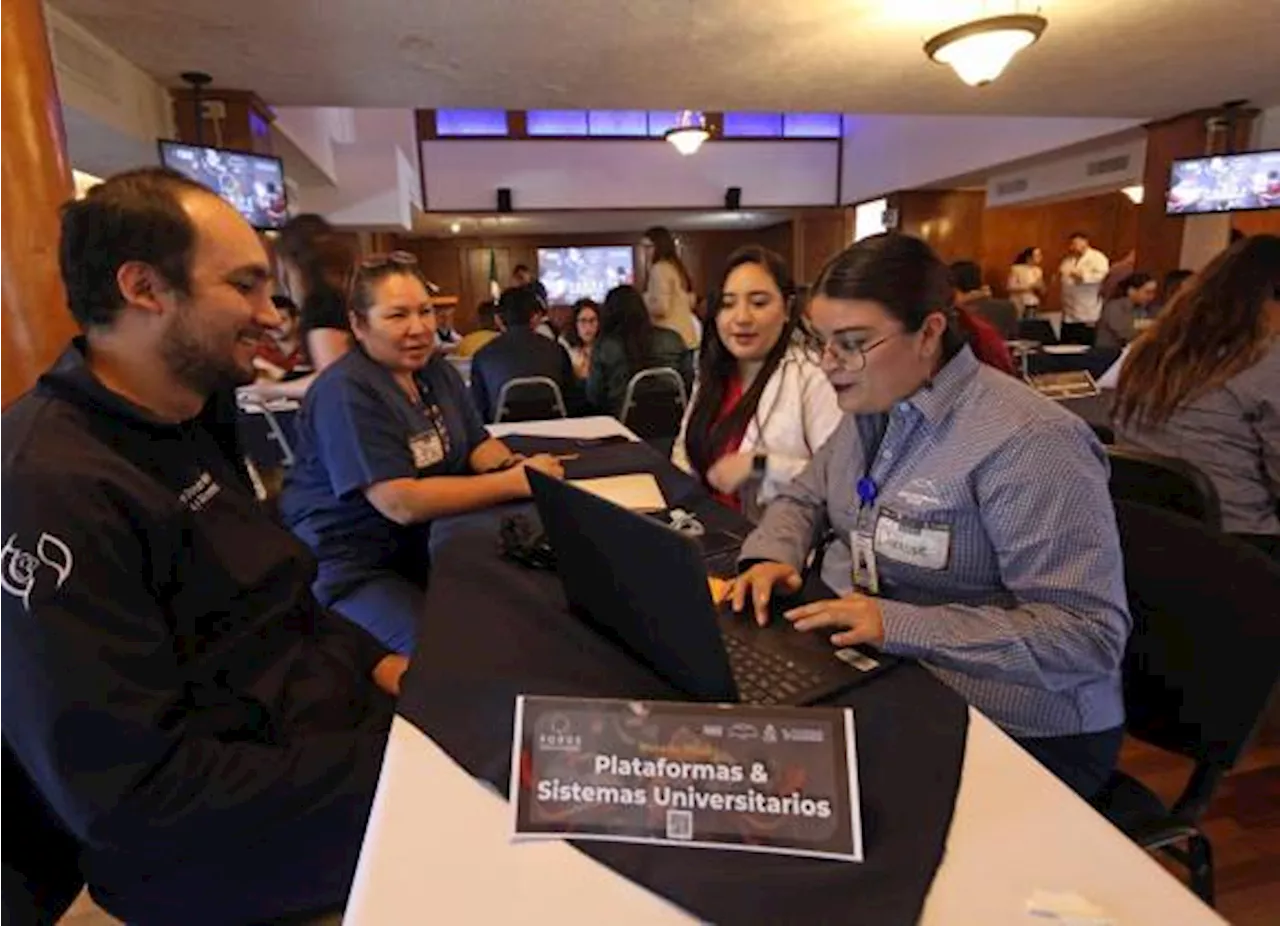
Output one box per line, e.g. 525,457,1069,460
730,562,802,627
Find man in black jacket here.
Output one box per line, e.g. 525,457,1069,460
470,285,584,422
2,168,405,925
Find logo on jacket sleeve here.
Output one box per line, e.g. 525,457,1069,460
1,532,74,611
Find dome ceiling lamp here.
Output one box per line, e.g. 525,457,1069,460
924,13,1048,87
665,110,711,155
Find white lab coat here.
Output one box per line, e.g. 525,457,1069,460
672,344,843,514
1058,248,1111,323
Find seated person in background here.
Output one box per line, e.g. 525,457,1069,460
732,233,1130,798
949,259,1019,339
470,286,584,422
1114,234,1280,556
433,300,462,354
1154,267,1194,315
561,297,600,380
252,293,310,381
587,284,694,417
242,214,356,402
953,304,1018,375
1096,272,1158,350
672,246,841,519
454,299,501,358
2,168,404,925
282,256,565,653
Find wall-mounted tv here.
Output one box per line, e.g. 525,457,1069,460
158,140,289,230
538,246,635,303
1166,149,1280,215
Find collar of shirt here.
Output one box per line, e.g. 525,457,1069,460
900,345,980,427
38,337,204,435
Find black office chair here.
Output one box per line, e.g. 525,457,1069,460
1093,501,1280,905
494,376,568,423
619,367,688,443
1017,318,1058,344
2,742,84,925
1106,447,1221,530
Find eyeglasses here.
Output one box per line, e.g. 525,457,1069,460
802,329,899,372
348,251,442,301
358,250,419,271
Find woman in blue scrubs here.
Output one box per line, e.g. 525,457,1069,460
282,254,564,653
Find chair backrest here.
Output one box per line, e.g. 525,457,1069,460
1018,318,1058,344
1106,446,1221,529
1115,501,1280,775
494,376,567,423
619,367,687,440
2,742,83,925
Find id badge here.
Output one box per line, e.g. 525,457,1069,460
874,512,951,571
850,530,880,595
409,430,446,469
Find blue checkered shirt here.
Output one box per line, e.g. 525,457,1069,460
741,346,1131,738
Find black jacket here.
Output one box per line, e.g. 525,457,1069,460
1,341,391,923
469,327,584,422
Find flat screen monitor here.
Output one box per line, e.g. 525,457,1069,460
158,140,289,229
1165,149,1280,215
537,246,635,303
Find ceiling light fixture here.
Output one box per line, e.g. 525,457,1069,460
1121,185,1145,205
665,110,710,156
924,13,1048,87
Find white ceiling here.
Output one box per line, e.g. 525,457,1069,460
411,209,792,238
51,0,1280,118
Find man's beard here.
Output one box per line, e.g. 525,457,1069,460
160,304,256,397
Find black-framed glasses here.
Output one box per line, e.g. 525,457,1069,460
802,329,899,372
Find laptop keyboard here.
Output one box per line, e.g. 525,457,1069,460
722,633,828,705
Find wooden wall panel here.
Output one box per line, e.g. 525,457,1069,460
894,190,985,265
2,0,77,407
1232,210,1280,238
792,209,851,286
981,192,1139,313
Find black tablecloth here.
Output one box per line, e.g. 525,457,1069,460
398,438,970,925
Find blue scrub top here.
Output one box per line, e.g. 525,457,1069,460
281,348,489,604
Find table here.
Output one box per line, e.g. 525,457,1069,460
487,415,639,442
345,417,1225,926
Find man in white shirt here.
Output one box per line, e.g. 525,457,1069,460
1058,232,1110,344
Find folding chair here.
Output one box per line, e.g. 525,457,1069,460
494,376,568,423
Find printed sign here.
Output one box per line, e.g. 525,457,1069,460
510,696,863,862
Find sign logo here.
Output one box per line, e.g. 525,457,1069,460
762,724,778,744
728,723,759,741
178,472,222,512
536,712,582,752
1,532,74,611
782,727,826,744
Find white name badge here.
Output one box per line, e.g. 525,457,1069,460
409,430,446,469
849,530,880,595
874,513,951,571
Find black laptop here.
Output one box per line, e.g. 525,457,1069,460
528,470,895,706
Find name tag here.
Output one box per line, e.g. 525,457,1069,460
409,430,446,470
874,512,950,571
